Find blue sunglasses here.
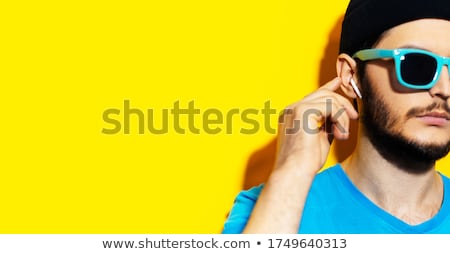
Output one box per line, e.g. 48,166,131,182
353,48,450,89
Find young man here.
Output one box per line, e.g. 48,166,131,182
222,0,450,233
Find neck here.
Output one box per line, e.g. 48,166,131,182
341,130,443,225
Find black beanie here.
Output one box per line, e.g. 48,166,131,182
339,0,450,56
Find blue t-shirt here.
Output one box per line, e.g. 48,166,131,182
222,164,450,233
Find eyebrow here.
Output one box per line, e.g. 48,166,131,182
398,44,450,57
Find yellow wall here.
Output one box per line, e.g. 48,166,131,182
1,0,449,233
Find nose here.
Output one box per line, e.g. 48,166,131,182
429,61,450,99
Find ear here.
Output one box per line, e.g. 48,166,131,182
336,53,360,99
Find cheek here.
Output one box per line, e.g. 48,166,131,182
394,98,450,144
390,96,416,119
378,95,419,132
387,67,413,93
366,61,450,143
366,66,423,123
367,60,410,93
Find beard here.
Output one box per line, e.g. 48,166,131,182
360,77,450,174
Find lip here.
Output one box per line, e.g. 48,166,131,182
416,111,450,126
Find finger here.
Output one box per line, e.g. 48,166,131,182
323,120,335,144
328,101,351,139
301,101,351,137
303,92,358,120
317,77,342,92
301,78,342,101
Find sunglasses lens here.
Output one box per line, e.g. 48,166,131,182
400,53,437,86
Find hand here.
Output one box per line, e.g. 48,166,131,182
274,77,359,175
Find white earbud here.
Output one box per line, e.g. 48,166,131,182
350,78,362,99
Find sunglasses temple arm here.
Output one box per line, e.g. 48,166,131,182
353,49,396,61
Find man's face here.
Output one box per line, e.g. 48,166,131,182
361,19,450,171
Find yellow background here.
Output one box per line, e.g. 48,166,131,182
1,0,449,233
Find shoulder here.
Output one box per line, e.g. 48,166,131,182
230,184,263,212
304,164,345,203
233,164,342,207
440,172,450,181
221,184,263,233
238,164,342,200
310,164,343,189
222,164,342,233
440,171,450,191
237,184,263,200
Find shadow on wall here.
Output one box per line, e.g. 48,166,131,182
241,15,358,190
